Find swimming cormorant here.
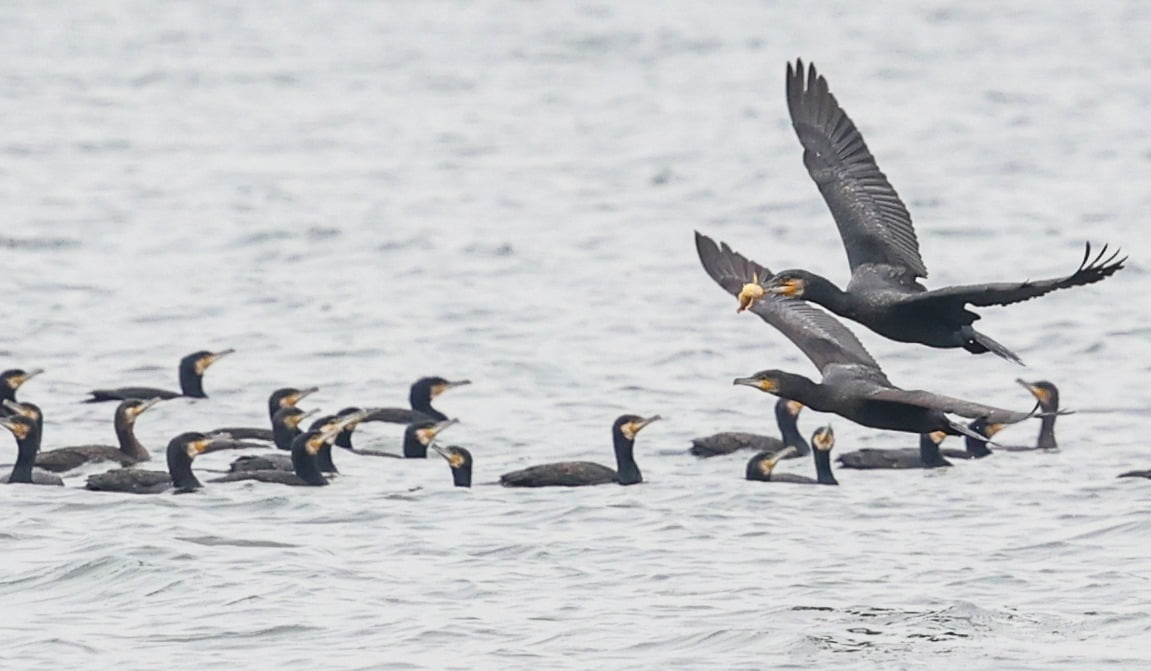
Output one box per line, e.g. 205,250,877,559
696,231,1037,438
337,417,458,459
0,368,42,415
35,398,161,472
836,430,951,469
409,377,470,422
746,425,838,484
209,416,366,487
431,445,473,488
500,414,660,487
226,406,318,472
230,410,370,474
85,432,241,494
85,349,235,402
690,399,808,458
940,418,1003,459
760,60,1124,363
1002,380,1060,451
0,414,63,485
213,386,318,441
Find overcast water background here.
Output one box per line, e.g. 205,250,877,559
1,1,1150,669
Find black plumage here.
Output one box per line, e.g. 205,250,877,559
836,430,951,470
35,397,161,472
85,432,240,494
85,349,235,402
500,415,660,488
0,414,62,486
746,426,838,484
689,399,808,458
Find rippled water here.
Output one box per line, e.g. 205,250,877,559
2,1,1150,668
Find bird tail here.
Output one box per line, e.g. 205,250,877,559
962,326,1024,365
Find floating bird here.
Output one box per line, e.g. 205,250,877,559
941,418,1003,460
1118,470,1150,480
337,417,458,459
1002,380,1060,451
209,414,366,487
696,231,1038,438
746,426,838,484
230,410,371,474
500,415,660,487
212,386,318,442
689,399,807,458
85,432,240,494
760,60,1125,363
33,398,162,472
85,349,235,402
0,414,62,485
431,445,473,488
226,406,318,472
0,368,42,415
836,431,951,470
409,377,471,422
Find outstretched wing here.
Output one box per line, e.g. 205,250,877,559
866,388,1035,425
787,59,927,278
695,231,883,375
895,242,1126,310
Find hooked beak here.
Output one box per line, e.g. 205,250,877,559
288,386,319,405
1015,378,1050,407
134,397,164,417
289,408,320,428
11,368,43,388
431,380,472,398
760,446,798,475
198,432,241,454
733,377,777,393
813,426,835,450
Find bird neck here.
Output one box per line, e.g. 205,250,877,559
9,432,41,484
166,450,202,491
453,464,472,488
745,456,770,482
410,390,447,421
803,275,853,316
776,376,825,413
335,428,355,450
317,443,338,473
292,445,328,485
115,419,150,462
965,432,993,458
403,430,428,458
812,449,837,485
776,407,808,455
1037,415,1058,450
613,434,642,485
178,365,206,398
918,434,950,467
273,422,300,451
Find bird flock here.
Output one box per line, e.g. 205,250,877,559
2,60,1146,492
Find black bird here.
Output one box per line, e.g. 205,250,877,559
500,415,660,488
1118,470,1151,480
836,430,951,470
2,399,45,443
690,399,808,458
746,426,838,484
941,418,1003,460
34,398,161,472
0,368,42,415
212,386,318,442
85,432,240,494
338,417,459,459
1002,380,1060,451
0,414,63,485
409,377,471,422
697,232,1037,438
209,417,363,487
85,349,235,402
759,60,1124,363
230,410,371,474
226,406,318,472
431,445,473,488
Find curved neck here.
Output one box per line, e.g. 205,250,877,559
965,432,993,458
776,407,808,455
804,275,853,317
317,443,338,473
812,450,837,485
178,366,206,398
9,430,41,484
115,419,150,461
410,390,447,422
0,387,15,403
273,422,300,451
777,377,826,413
335,428,355,450
165,450,202,491
918,434,950,467
292,444,328,485
613,433,642,485
453,465,472,488
1037,415,1057,450
403,431,428,458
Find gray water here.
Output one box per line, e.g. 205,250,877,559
2,1,1150,668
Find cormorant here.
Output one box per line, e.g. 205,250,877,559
1118,470,1151,479
836,430,951,469
336,416,459,459
0,368,42,415
409,377,471,422
759,60,1124,363
431,445,473,488
2,399,45,442
229,410,370,474
0,414,63,485
85,432,240,494
1002,380,1060,451
35,398,162,472
696,231,1038,438
209,415,366,487
212,386,318,441
746,426,838,484
500,414,660,487
85,349,235,402
941,418,1003,460
690,399,807,458
226,406,317,472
